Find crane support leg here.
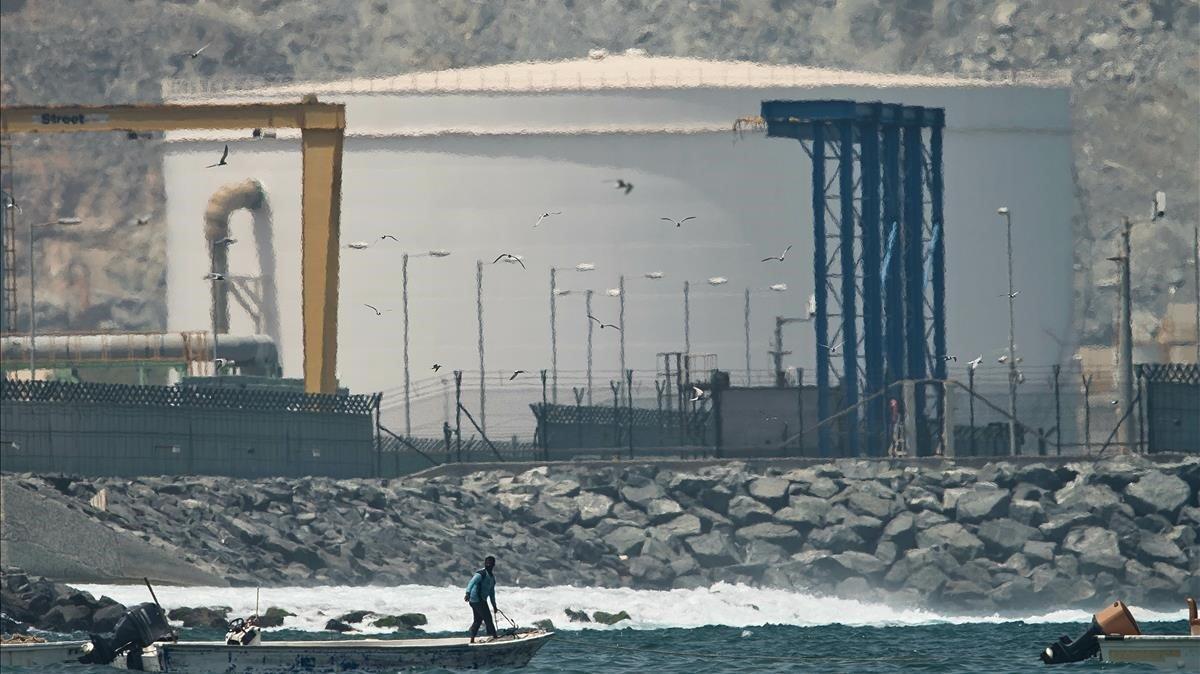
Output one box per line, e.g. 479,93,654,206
301,128,344,393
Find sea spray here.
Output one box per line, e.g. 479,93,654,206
78,582,1187,635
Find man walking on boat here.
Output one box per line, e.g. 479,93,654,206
464,555,498,642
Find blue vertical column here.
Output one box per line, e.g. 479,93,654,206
902,120,928,454
858,114,883,457
837,120,859,457
882,120,904,396
930,116,947,381
810,125,831,456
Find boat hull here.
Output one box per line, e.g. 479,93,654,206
0,641,88,668
117,631,553,672
1099,635,1200,670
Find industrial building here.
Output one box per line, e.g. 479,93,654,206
160,53,1079,439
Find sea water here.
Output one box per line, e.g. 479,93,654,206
28,583,1189,673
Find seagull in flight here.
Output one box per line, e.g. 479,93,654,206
661,216,697,228
967,356,983,370
533,212,562,227
431,364,441,372
999,290,1020,298
942,355,957,362
820,341,843,355
690,386,706,402
214,237,236,246
203,272,225,281
509,370,527,381
364,304,391,316
347,241,371,250
493,253,526,270
133,214,151,226
206,144,229,168
189,42,212,59
997,354,1009,364
762,245,792,263
606,179,634,195
588,315,621,331
380,234,399,242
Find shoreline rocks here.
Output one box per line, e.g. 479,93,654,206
2,457,1197,615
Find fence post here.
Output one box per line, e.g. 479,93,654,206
655,381,664,447
797,367,805,455
1053,364,1062,456
1081,372,1092,454
574,387,585,449
1135,366,1146,454
903,380,918,457
626,369,634,459
610,380,621,449
968,368,976,456
454,370,463,462
540,369,549,460
942,381,955,458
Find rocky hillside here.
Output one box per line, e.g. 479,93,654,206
5,456,1198,613
1,0,1197,343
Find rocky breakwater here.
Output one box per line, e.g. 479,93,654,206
5,456,1198,613
1,567,127,635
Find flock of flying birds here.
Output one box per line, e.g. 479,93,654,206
201,115,1021,393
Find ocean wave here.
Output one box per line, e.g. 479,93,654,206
77,582,1187,634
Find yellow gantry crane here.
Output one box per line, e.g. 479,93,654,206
0,98,345,393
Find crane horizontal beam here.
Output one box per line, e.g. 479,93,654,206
1,102,344,134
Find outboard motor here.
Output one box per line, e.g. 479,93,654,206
79,602,175,669
1041,601,1140,665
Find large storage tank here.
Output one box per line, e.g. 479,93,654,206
162,54,1079,438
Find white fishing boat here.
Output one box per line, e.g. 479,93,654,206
111,632,554,672
81,600,553,672
1042,597,1200,669
0,639,88,668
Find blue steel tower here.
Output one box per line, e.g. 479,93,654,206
761,100,946,457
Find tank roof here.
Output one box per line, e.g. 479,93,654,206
164,54,1068,101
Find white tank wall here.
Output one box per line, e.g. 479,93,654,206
164,83,1078,430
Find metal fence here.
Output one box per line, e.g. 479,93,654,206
0,379,380,477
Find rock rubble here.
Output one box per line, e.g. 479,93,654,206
4,456,1198,614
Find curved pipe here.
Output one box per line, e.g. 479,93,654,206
204,179,281,363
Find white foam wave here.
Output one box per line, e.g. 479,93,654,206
77,583,1187,634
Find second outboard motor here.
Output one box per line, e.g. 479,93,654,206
79,602,175,669
1041,601,1140,665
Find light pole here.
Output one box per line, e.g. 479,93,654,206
476,259,485,435
998,206,1018,456
28,216,83,377
1108,191,1165,452
402,249,451,437
682,276,727,385
747,283,789,386
550,262,595,405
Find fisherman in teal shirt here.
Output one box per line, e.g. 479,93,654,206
464,555,498,641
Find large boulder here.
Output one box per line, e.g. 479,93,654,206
1014,463,1064,491
916,523,984,562
727,495,773,525
880,512,916,548
167,606,231,628
645,498,684,524
1008,499,1045,527
1054,482,1122,518
686,531,739,566
1039,510,1099,539
733,522,797,544
652,513,703,540
846,490,895,519
954,486,1010,523
528,498,580,533
620,482,665,510
603,526,647,556
976,518,1041,557
1124,471,1191,517
747,477,791,508
593,610,631,625
807,524,867,553
773,495,830,529
831,551,888,578
1136,533,1186,564
1062,527,1124,572
574,492,614,525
